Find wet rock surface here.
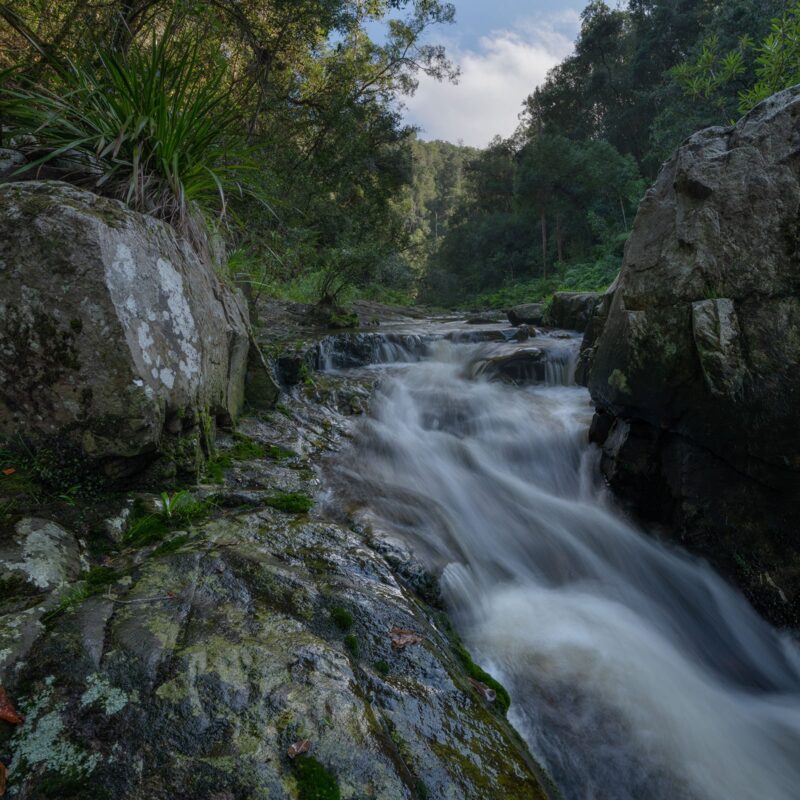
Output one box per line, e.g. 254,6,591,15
544,293,600,333
0,319,552,799
507,304,545,327
583,86,800,625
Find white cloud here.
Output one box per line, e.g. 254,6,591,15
403,13,579,147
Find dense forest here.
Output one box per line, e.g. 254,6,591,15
422,0,798,306
1,0,800,308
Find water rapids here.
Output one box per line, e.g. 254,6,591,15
328,331,800,800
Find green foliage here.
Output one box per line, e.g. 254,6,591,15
124,512,171,548
343,634,359,657
677,2,800,113
292,756,341,800
230,433,266,460
0,438,105,501
265,492,313,514
158,490,211,524
374,659,390,676
330,606,354,631
125,493,212,547
2,29,258,245
152,533,192,557
42,565,121,622
267,444,296,461
423,135,637,305
2,1,458,300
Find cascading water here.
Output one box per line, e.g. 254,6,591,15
329,328,800,800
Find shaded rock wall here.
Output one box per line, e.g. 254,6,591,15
544,292,600,332
583,86,800,624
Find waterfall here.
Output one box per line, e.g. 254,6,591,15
329,332,800,800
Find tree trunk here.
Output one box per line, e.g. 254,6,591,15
540,210,548,279
556,213,563,263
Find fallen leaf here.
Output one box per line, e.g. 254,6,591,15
0,761,6,796
468,677,497,703
0,688,23,725
287,739,311,759
390,626,423,651
1,468,14,476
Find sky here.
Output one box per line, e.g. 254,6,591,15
390,1,585,147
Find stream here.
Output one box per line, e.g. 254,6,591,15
322,320,800,800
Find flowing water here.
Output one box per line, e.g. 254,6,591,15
326,324,800,800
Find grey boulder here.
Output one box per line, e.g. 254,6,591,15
507,303,545,326
0,181,255,478
544,292,601,332
583,86,800,624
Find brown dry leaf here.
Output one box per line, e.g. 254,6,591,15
0,761,6,796
287,739,311,759
468,677,497,703
390,626,423,651
1,468,15,476
0,688,23,725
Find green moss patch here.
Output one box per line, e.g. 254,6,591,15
435,612,512,714
343,634,359,658
267,444,296,460
453,641,511,714
230,432,266,460
293,757,340,800
266,492,313,514
374,660,390,677
329,606,353,631
204,455,230,483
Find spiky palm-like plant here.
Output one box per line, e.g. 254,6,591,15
2,32,257,247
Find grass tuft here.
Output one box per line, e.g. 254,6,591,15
329,606,354,631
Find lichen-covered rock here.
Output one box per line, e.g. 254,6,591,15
0,150,25,181
583,86,800,624
544,292,600,332
0,506,548,800
0,518,84,593
0,181,253,479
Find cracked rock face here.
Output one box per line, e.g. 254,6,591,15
0,181,251,477
582,86,800,624
0,508,546,799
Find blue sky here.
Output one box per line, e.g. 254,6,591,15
385,0,585,147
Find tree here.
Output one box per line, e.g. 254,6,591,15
675,1,800,114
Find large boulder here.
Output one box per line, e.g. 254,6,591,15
544,291,601,331
583,86,800,624
0,181,254,479
507,303,545,326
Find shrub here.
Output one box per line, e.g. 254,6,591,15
2,27,260,248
